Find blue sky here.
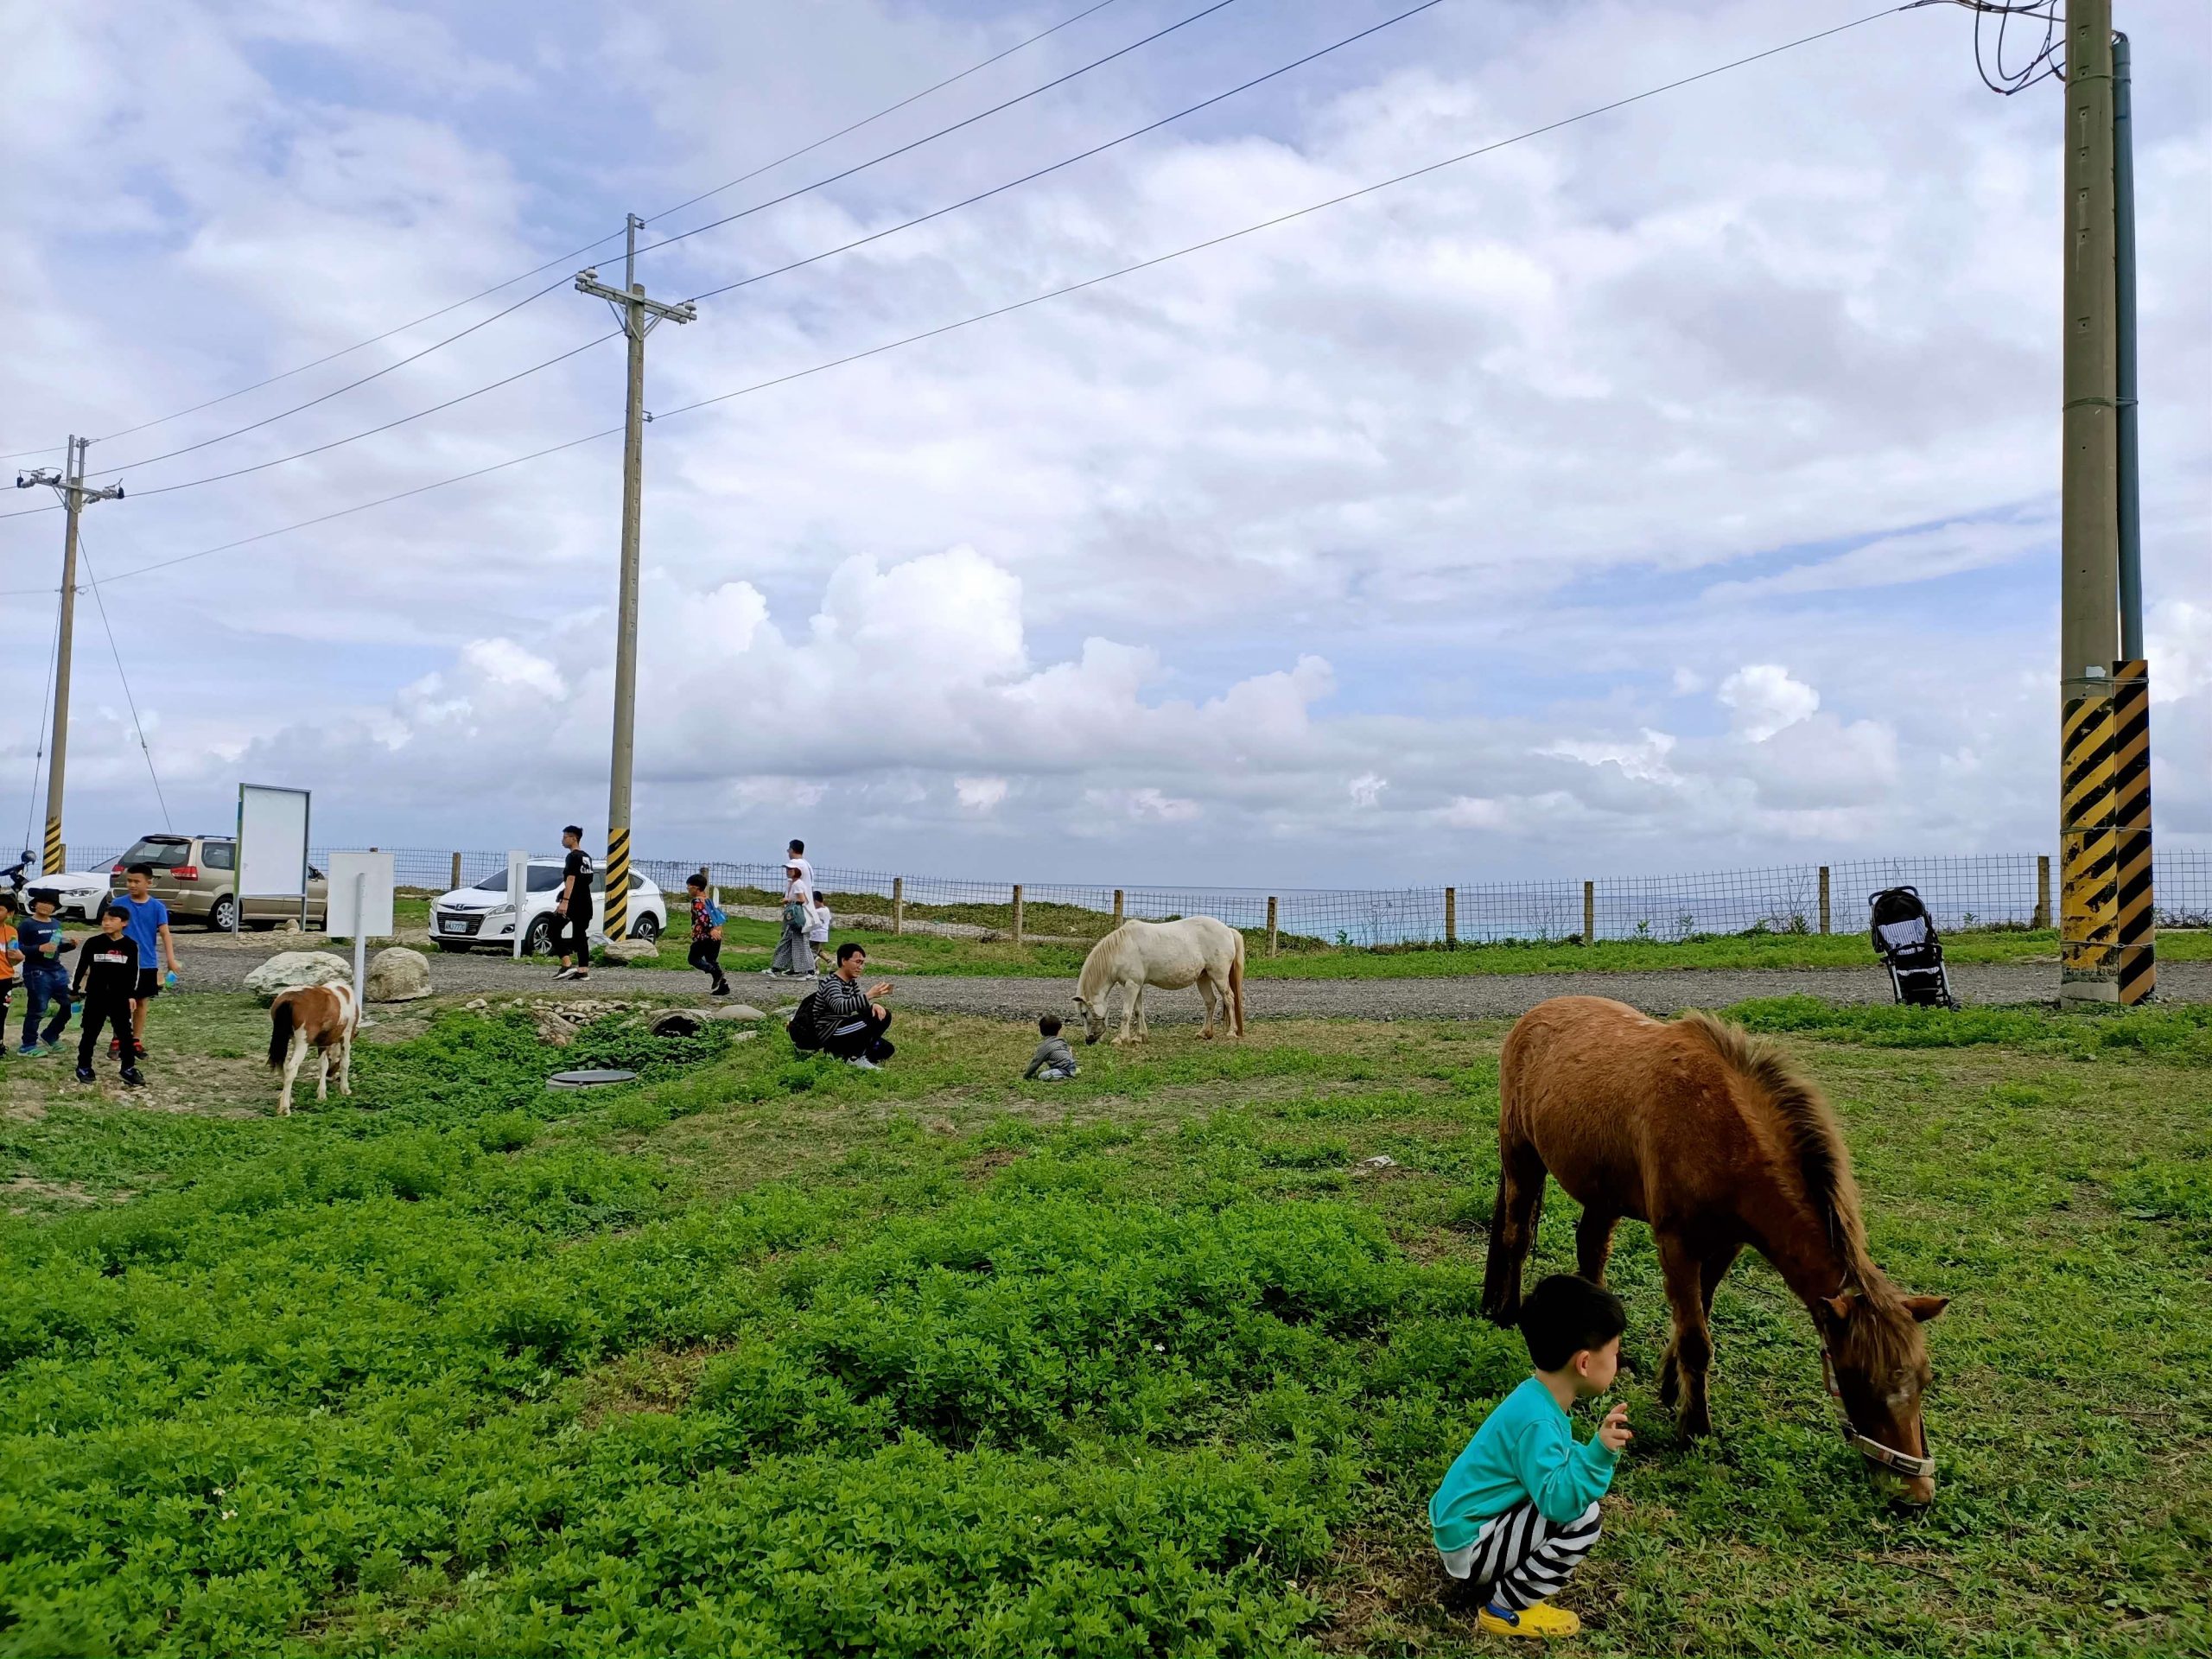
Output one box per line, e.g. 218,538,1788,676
3,0,2206,887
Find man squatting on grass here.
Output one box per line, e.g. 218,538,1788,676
73,904,146,1088
1429,1274,1631,1639
813,941,895,1068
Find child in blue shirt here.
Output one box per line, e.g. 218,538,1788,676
115,864,180,1061
1430,1274,1631,1639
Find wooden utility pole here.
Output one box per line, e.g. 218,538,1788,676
15,435,123,874
575,216,696,942
2057,0,2123,1004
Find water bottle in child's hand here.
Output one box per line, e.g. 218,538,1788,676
164,970,178,988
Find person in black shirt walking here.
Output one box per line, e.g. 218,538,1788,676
554,825,594,982
73,904,144,1086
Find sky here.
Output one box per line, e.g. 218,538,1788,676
2,0,2207,888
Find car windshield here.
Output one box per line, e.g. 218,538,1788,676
468,868,566,893
121,836,191,867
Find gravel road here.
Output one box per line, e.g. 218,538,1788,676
169,934,2211,1020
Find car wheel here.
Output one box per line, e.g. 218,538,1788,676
523,916,556,957
630,913,661,942
207,894,237,931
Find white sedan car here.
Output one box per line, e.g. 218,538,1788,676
23,869,114,923
427,862,668,954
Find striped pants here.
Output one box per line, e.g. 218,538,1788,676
1437,1500,1601,1612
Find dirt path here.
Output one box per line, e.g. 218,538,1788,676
168,936,2212,1019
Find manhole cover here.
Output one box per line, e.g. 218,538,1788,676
546,1068,639,1090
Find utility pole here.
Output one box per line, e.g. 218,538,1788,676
15,435,124,874
575,215,696,942
2056,0,2123,1004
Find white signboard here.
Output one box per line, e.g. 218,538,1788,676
237,784,311,932
327,851,395,938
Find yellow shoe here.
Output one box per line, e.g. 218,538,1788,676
1478,1600,1581,1638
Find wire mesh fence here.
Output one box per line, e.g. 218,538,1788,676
37,840,2212,944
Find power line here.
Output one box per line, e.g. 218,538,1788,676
74,533,172,832
84,276,574,478
1,3,1908,599
6,0,1313,516
0,0,1132,465
1905,0,2065,94
0,329,619,517
683,0,1448,309
17,590,62,861
633,0,1243,268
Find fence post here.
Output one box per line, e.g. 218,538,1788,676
2035,855,2052,930
450,851,462,889
1011,884,1024,944
1113,888,1124,925
1583,880,1596,944
892,876,905,935
1444,887,1457,950
1818,867,1832,935
1267,896,1279,958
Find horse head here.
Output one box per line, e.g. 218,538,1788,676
1071,994,1106,1045
1818,1288,1948,1506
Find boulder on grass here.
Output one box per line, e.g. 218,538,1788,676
704,1004,767,1022
601,938,660,965
367,946,432,1003
244,951,353,1003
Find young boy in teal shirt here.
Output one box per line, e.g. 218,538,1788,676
1430,1274,1631,1638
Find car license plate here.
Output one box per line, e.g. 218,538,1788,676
441,918,466,933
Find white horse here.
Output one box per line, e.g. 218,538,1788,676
1073,917,1246,1045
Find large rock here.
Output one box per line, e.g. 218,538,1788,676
704,1004,767,1021
244,951,353,1002
366,946,432,1003
600,939,660,965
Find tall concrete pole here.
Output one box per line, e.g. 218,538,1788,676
575,216,695,942
15,435,121,875
2057,0,2121,1003
43,437,86,877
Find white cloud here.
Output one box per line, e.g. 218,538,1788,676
1719,664,1821,741
955,776,1008,812
1348,772,1388,808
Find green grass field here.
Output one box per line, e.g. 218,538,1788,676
636,915,2212,981
3,995,2205,1655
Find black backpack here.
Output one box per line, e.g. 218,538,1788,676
787,992,823,1052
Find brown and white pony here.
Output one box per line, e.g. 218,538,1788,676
1480,996,1948,1503
266,982,359,1116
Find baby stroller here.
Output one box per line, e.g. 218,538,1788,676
1867,886,1958,1009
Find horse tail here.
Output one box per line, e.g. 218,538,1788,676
1227,927,1246,1037
267,997,296,1070
1481,1017,1543,1324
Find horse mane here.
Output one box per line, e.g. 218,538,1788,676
1077,923,1138,1001
1676,1011,1895,1314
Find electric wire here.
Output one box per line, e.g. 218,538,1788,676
0,3,1909,597
632,0,1241,268
1905,0,2064,93
0,0,1132,464
73,532,173,832
17,590,62,861
682,0,1448,309
85,276,575,478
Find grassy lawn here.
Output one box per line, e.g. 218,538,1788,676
2,995,2205,1655
639,916,2212,981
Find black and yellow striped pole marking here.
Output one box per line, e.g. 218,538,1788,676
603,826,631,942
42,817,64,878
2058,677,2120,1001
2111,658,2154,1005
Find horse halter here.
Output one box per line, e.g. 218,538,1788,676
1821,1348,1936,1481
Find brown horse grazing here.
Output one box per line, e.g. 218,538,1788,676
1479,996,1948,1503
266,982,359,1116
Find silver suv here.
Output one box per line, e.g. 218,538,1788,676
112,833,330,931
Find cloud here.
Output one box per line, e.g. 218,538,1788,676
1719,664,1821,741
955,776,1008,812
1702,512,2053,601
1348,772,1388,808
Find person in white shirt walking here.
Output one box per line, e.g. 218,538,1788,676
807,890,833,972
766,861,813,978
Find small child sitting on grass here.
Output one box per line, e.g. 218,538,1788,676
1022,1014,1079,1082
1429,1274,1630,1639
